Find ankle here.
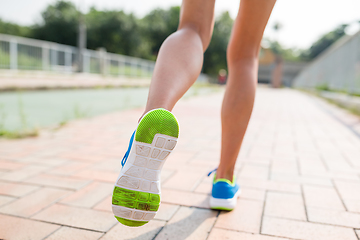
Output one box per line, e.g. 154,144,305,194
215,167,234,182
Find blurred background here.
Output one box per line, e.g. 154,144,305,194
0,0,360,138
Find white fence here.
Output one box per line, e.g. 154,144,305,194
293,31,360,94
0,33,155,78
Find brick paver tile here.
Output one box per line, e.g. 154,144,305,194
271,160,298,175
101,220,166,240
32,204,117,232
307,207,360,228
155,206,217,240
356,230,360,239
0,165,50,182
0,195,15,206
215,199,263,233
299,159,328,175
60,152,108,162
264,192,306,220
0,187,71,217
60,181,112,208
0,181,40,197
334,180,360,212
154,203,180,221
21,157,68,167
270,173,333,186
0,160,26,171
193,181,212,194
344,200,360,213
334,180,360,201
72,169,118,182
46,226,103,240
303,172,360,181
90,159,121,172
303,185,345,211
161,188,210,208
93,195,112,212
162,169,203,191
240,188,266,201
261,216,358,240
208,228,290,240
238,178,301,193
237,157,271,167
0,214,60,240
160,169,176,183
26,173,91,190
48,162,91,176
239,164,269,180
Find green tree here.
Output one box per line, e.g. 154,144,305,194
263,39,302,62
0,19,31,37
31,1,79,46
203,12,233,75
301,24,348,60
141,7,180,57
86,8,148,57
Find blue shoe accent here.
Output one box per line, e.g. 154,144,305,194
207,168,217,177
208,169,240,210
121,130,135,167
212,178,240,199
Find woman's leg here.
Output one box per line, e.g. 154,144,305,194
143,0,216,115
217,0,277,180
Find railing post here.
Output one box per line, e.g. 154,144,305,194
118,58,122,76
10,39,18,70
83,50,89,73
98,48,107,75
42,44,49,71
50,45,58,71
141,60,147,78
131,59,137,77
65,47,72,73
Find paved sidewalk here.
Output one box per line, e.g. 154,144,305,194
0,75,150,91
0,88,360,240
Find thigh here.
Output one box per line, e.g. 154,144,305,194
228,0,277,59
178,0,216,49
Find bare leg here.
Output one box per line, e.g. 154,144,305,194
143,0,215,115
216,0,277,180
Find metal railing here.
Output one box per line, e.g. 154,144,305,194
0,33,155,78
293,31,360,94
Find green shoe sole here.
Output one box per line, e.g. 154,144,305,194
113,108,179,227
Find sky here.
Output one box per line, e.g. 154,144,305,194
1,0,360,49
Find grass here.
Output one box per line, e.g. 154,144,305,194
315,83,360,97
0,96,39,139
300,88,360,117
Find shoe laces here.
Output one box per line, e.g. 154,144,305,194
207,168,217,177
121,130,136,167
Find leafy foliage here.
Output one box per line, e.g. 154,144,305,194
86,8,147,57
203,12,233,75
0,18,31,37
264,39,303,62
141,7,180,56
31,1,79,46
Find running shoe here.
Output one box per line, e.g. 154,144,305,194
209,170,240,211
112,108,179,227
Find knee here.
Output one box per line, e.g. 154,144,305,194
226,41,260,66
178,23,212,51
